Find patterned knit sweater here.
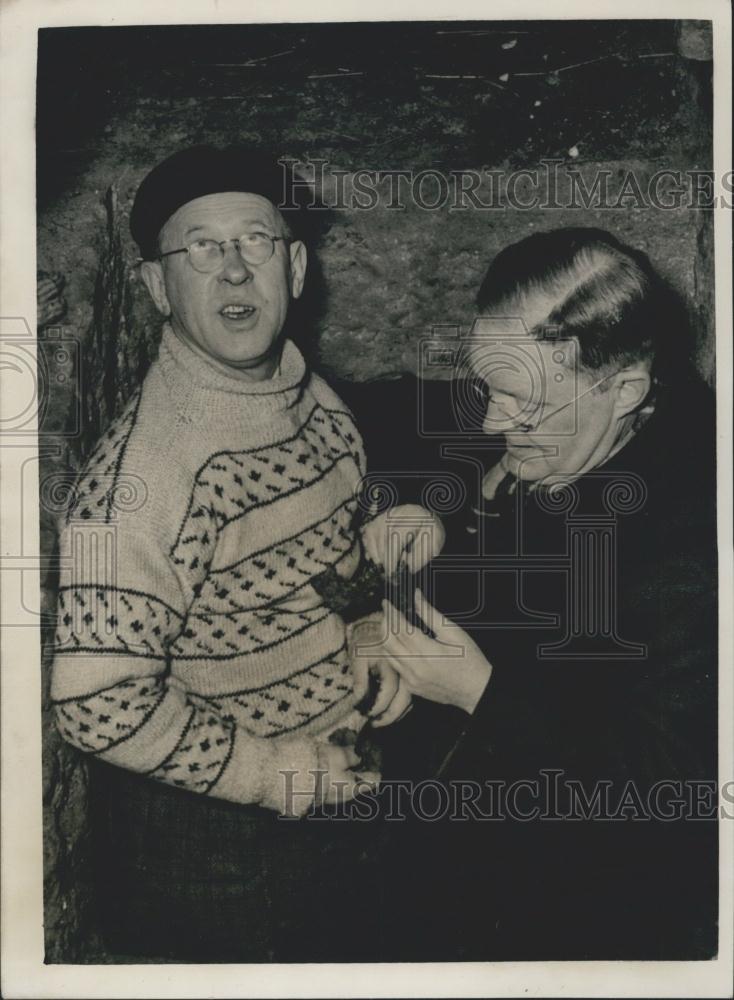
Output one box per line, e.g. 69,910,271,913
51,324,367,815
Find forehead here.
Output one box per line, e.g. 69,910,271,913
162,191,281,239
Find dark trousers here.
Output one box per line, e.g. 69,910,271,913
88,760,386,962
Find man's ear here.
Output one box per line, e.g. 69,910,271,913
140,261,171,317
288,241,307,300
613,365,652,417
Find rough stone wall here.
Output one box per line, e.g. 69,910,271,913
314,163,713,380
39,190,149,961
37,22,714,962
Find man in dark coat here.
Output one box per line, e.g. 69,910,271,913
340,228,718,961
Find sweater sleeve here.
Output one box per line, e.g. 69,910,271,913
50,516,320,816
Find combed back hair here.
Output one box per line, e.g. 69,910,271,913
476,228,693,385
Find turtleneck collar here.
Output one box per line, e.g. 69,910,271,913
156,322,308,426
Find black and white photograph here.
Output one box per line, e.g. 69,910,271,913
1,1,732,997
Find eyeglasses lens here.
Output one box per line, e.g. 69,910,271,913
188,236,273,273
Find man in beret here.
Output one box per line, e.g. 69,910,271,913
50,146,435,961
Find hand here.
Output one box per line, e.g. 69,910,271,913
372,589,493,714
315,742,380,805
361,504,445,576
348,613,413,727
368,662,413,728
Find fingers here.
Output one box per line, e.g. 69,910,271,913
350,612,386,648
360,517,381,566
320,755,381,804
362,507,444,576
367,663,399,718
387,528,413,577
367,519,406,577
371,676,413,728
402,524,433,574
322,743,361,772
400,514,445,574
341,745,361,770
371,637,421,691
318,743,366,805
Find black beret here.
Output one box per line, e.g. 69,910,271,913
130,146,320,260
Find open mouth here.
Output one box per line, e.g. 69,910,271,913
219,304,256,321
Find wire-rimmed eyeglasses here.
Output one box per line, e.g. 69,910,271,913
473,370,619,433
158,232,289,273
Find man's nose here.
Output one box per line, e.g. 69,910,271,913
219,241,253,283
483,406,531,435
484,400,515,432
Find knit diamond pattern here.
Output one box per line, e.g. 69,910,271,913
50,328,368,813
